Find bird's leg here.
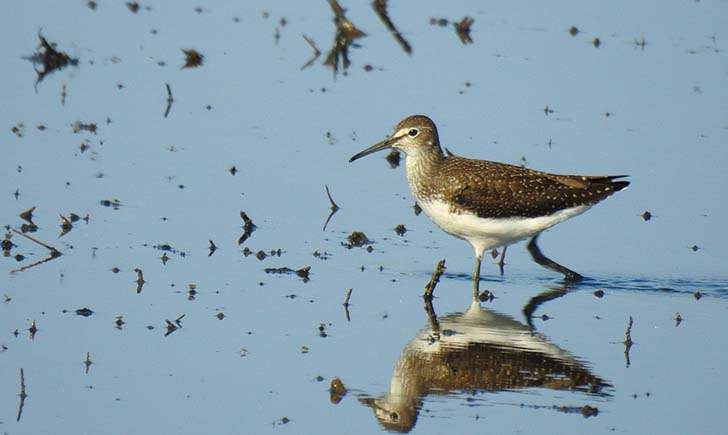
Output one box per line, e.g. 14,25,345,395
473,254,482,298
527,234,583,282
498,246,507,276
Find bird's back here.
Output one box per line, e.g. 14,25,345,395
432,156,629,219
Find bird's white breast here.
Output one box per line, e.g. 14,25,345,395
418,199,590,256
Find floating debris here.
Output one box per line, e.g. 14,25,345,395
478,289,495,302
165,320,178,336
25,34,78,89
372,0,412,54
238,211,256,244
569,26,579,36
323,0,366,76
330,377,347,404
580,405,599,418
454,16,474,44
264,266,311,282
394,224,407,236
313,250,331,260
323,185,340,231
99,199,122,209
28,320,38,340
385,149,401,168
641,210,652,221
11,122,25,137
75,308,94,317
344,231,371,248
181,49,204,69
3,232,14,256
19,207,35,223
429,17,449,27
59,214,73,237
164,314,185,337
72,121,97,134
634,36,647,50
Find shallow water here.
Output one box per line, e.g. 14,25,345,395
2,1,727,434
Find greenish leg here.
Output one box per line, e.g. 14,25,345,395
473,255,482,298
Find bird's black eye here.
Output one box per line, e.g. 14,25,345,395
408,129,418,137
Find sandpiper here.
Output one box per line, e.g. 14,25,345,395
350,115,629,293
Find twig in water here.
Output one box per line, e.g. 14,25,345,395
17,368,27,421
323,185,340,231
134,268,145,294
238,211,256,244
423,259,446,301
623,316,634,368
11,228,60,253
301,35,321,70
10,229,63,273
343,288,353,321
84,352,93,374
164,83,174,118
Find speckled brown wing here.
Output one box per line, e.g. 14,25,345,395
439,157,629,219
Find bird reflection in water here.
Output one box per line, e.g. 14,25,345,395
358,292,611,433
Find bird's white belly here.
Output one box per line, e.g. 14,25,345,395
418,199,590,256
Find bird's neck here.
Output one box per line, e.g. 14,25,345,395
405,147,444,200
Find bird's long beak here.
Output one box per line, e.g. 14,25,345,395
349,135,401,163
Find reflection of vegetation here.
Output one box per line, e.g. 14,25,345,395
323,0,366,76
360,296,610,432
372,0,412,54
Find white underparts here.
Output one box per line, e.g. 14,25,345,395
418,199,591,257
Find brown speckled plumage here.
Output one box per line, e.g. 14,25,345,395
417,157,629,218
397,115,629,219
350,114,630,285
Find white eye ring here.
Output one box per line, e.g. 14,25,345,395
408,128,419,137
